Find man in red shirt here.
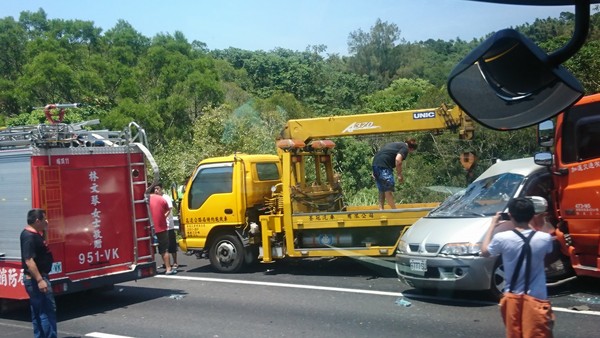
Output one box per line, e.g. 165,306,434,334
150,186,177,275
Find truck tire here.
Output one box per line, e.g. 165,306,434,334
489,257,505,300
209,233,245,273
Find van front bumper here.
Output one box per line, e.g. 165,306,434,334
395,253,496,291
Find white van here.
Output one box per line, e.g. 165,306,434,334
395,157,565,298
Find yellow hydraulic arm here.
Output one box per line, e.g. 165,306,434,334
279,104,474,143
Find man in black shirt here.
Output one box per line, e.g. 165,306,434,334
372,139,417,209
21,208,56,338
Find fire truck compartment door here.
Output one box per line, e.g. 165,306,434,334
0,151,32,259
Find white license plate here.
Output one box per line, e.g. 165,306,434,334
409,259,427,272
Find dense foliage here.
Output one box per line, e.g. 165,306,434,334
2,8,599,205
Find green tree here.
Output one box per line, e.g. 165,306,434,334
19,9,50,40
332,137,374,194
100,99,164,142
101,20,150,103
0,16,27,114
363,78,436,112
17,51,77,105
254,91,309,121
347,19,402,87
212,47,375,116
104,20,150,65
132,32,224,144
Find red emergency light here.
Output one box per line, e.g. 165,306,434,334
308,140,335,149
276,139,305,150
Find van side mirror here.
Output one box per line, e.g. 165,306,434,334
537,120,555,147
526,195,548,214
534,152,553,167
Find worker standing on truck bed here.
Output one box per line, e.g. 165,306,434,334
372,139,417,209
21,208,57,338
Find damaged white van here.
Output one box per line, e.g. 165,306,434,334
395,157,567,298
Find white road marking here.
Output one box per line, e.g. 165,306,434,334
85,333,134,338
551,307,600,316
157,274,600,316
156,274,404,297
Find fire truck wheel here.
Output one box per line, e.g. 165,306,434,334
489,256,505,300
209,233,245,273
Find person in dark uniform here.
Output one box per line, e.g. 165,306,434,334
21,208,57,338
372,139,418,209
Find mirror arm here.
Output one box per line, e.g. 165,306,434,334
548,0,590,66
554,168,569,176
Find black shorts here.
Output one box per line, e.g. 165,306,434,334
167,229,178,254
156,231,169,254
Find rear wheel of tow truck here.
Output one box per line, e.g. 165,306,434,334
209,233,245,273
489,257,505,300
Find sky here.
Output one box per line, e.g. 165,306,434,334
1,0,575,55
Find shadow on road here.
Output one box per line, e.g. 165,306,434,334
186,256,398,279
549,276,599,296
547,276,600,311
1,285,187,322
402,288,498,306
400,276,600,310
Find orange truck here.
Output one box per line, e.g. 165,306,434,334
0,106,158,305
534,93,600,278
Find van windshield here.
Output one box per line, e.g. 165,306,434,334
428,173,523,218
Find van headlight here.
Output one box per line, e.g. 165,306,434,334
397,240,409,254
440,242,481,255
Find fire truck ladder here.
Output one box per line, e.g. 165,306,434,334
124,122,160,265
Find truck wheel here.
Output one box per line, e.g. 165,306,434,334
209,233,245,273
489,257,505,300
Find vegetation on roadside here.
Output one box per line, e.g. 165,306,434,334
2,8,599,205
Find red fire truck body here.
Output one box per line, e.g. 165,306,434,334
0,121,157,300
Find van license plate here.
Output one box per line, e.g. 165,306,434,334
409,259,427,272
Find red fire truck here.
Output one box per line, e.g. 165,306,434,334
0,104,158,303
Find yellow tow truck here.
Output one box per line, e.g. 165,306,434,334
178,105,474,272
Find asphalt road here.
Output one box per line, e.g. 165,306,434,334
1,254,598,337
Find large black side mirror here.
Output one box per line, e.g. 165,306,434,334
448,1,591,130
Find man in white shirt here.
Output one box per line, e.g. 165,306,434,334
482,197,554,337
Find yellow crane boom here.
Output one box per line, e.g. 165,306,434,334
279,104,474,143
